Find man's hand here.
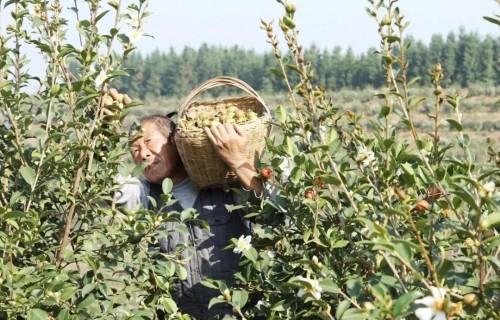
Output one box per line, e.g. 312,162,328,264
204,124,262,194
102,88,132,116
108,88,132,105
204,124,248,170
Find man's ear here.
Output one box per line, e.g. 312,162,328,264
168,131,176,143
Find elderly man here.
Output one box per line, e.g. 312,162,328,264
117,102,264,318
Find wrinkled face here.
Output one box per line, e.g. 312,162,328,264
131,121,183,184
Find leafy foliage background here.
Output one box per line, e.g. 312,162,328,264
0,0,499,319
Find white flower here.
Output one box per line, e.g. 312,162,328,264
233,235,252,254
296,276,323,300
128,29,143,43
356,146,376,169
479,181,495,199
94,69,108,88
126,17,141,28
483,181,495,193
414,286,447,320
395,168,403,177
256,299,269,307
267,250,276,259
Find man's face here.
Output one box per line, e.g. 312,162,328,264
130,121,182,184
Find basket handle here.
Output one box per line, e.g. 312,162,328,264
178,76,269,118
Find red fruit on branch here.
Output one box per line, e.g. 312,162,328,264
414,199,430,213
314,177,325,188
427,186,443,201
260,167,273,180
304,188,316,200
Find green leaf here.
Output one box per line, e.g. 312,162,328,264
174,224,189,234
76,294,96,310
392,291,421,316
165,260,176,277
446,119,463,131
162,178,173,194
271,300,289,311
132,162,147,177
269,68,285,79
208,297,227,310
346,278,363,298
481,211,500,230
400,162,414,176
19,166,36,186
231,290,248,309
332,240,349,249
200,280,219,289
27,309,49,320
276,105,287,123
340,308,366,320
242,247,258,263
59,286,77,301
108,1,119,10
55,309,70,320
178,265,187,280
180,208,195,222
452,184,479,212
483,16,500,25
162,297,178,314
319,279,340,293
393,241,415,264
81,283,96,297
322,175,341,186
335,300,350,319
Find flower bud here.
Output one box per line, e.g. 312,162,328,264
463,293,478,308
285,3,296,15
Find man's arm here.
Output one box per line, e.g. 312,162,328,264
204,124,263,196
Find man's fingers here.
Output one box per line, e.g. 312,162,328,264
102,94,114,106
233,124,245,137
204,126,219,146
223,123,236,136
123,94,132,104
108,88,132,104
108,88,119,100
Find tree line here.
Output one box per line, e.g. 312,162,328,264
114,30,499,100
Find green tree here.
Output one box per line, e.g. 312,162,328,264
456,29,481,86
478,35,497,85
442,32,458,85
142,49,164,99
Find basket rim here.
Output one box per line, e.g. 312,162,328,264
178,76,270,117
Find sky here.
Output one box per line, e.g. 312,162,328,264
137,0,500,55
0,0,498,88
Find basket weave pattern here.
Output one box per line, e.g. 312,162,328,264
175,77,271,189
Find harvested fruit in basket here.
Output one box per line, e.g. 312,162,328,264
178,103,259,130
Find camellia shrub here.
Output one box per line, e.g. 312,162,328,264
1,0,499,320
0,0,191,318
206,1,500,319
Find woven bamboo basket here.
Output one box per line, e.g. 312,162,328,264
175,76,272,189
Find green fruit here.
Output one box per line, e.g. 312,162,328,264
236,117,248,124
235,110,246,119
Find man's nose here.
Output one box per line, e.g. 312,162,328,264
140,148,151,161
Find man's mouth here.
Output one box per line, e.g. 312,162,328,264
146,161,158,172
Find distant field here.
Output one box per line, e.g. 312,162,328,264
129,86,499,162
